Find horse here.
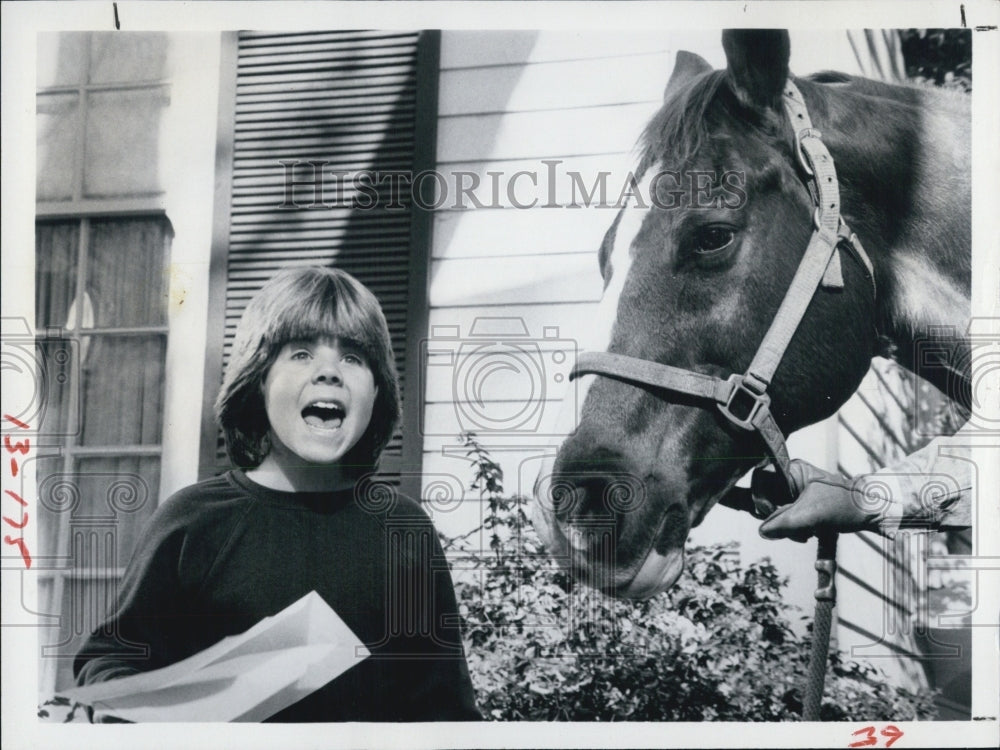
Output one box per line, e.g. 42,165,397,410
531,29,971,600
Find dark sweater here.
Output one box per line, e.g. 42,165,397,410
74,470,481,722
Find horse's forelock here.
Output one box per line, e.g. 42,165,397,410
639,70,796,172
638,69,731,173
638,66,809,177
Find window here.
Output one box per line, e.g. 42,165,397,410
35,32,173,694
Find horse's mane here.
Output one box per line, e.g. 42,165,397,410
635,68,801,177
808,70,852,84
635,67,958,176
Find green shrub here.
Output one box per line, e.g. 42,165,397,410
445,434,938,721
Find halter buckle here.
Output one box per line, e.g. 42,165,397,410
718,373,771,431
794,127,823,177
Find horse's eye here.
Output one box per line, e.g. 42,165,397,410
693,226,735,254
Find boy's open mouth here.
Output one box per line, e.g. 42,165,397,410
301,401,345,430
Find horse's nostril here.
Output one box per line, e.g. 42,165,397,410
602,476,646,514
550,473,633,524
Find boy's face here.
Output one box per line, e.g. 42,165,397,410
261,336,378,469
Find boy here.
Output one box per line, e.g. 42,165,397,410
74,267,481,721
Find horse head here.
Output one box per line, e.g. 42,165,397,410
532,29,971,599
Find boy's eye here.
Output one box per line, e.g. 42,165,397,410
342,352,364,366
290,349,311,360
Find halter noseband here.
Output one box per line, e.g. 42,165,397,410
570,80,875,515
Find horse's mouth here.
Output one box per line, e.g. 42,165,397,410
614,547,685,598
529,489,687,600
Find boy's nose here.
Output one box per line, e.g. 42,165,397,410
312,357,342,384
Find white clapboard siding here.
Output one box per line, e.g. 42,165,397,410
421,448,558,541
437,103,660,163
433,205,621,260
422,347,579,403
421,400,567,445
429,252,601,308
426,154,646,212
835,362,930,693
439,52,675,115
427,301,601,345
425,32,679,495
439,29,726,69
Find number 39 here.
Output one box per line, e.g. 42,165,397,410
849,724,904,748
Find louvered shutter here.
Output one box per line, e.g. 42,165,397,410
200,31,438,499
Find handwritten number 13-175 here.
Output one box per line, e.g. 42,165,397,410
849,725,904,748
3,414,32,568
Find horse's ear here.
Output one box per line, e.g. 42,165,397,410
722,29,790,111
664,50,713,100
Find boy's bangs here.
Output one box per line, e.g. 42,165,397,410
265,278,382,361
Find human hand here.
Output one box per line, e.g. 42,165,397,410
757,460,881,542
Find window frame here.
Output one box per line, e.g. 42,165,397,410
35,31,175,695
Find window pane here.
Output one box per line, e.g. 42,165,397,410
83,88,168,197
37,32,89,88
35,336,81,442
88,32,169,84
35,221,80,328
47,454,162,692
87,218,170,327
36,92,80,201
80,336,166,446
36,455,67,559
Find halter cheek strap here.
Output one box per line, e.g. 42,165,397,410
570,79,874,510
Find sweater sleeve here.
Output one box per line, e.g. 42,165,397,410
73,493,212,687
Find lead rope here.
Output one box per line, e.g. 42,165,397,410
802,532,837,720
721,478,838,720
